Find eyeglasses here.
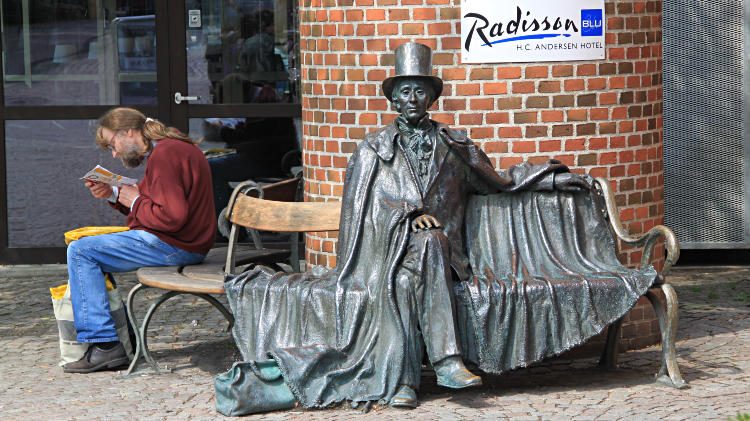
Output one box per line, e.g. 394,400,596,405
106,131,120,152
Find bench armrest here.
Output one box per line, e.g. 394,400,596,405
593,177,680,276
224,180,265,277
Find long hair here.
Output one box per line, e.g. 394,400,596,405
94,107,197,151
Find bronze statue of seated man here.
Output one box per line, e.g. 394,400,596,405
221,43,647,414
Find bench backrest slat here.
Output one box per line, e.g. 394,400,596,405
230,195,341,232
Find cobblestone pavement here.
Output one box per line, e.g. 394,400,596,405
0,265,748,420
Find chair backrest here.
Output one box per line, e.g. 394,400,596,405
229,195,341,232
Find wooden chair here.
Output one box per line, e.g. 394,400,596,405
125,177,340,374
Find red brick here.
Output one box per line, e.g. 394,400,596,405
388,9,410,20
484,141,508,153
470,68,494,80
512,81,535,94
540,140,561,152
403,23,424,35
539,80,561,93
365,9,385,20
577,64,597,76
412,8,435,20
456,83,480,96
564,79,585,91
439,7,460,20
470,98,494,110
356,24,375,36
565,138,585,151
499,127,522,138
486,112,510,124
526,66,549,78
542,110,564,122
591,108,609,120
377,23,399,35
458,113,482,125
513,141,537,153
552,65,574,77
442,68,466,80
497,66,522,79
442,36,461,50
470,127,493,139
484,82,507,95
514,112,538,124
443,99,466,110
428,22,451,35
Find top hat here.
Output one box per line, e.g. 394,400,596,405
382,42,444,101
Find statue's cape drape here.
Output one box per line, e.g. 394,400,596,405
224,123,656,408
454,191,656,372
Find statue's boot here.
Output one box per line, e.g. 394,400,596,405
433,356,482,389
390,385,418,408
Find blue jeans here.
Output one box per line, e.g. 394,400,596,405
67,230,205,343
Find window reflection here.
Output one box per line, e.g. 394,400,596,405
1,1,156,106
189,117,302,230
5,120,144,247
186,0,299,104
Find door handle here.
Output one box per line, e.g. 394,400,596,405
174,92,200,104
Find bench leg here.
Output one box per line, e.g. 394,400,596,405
125,287,235,376
598,318,623,369
125,283,156,376
192,293,235,332
138,290,183,373
646,284,688,389
126,285,181,375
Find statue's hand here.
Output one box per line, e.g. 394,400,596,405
411,214,442,232
554,172,592,192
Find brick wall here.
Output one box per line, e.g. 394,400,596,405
300,0,665,273
299,0,665,351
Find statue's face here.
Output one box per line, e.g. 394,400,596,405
392,79,434,125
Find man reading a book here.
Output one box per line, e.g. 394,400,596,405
63,107,216,373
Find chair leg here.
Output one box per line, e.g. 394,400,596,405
599,318,623,369
645,284,688,389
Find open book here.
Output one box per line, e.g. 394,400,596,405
81,165,138,187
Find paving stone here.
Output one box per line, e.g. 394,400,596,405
0,266,748,419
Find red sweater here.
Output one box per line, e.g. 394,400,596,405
117,138,216,255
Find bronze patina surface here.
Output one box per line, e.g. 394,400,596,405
224,43,660,410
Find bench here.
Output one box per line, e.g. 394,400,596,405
592,177,685,388
128,176,685,390
125,176,339,374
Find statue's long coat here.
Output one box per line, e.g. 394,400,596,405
226,122,567,407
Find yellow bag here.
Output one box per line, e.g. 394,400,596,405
50,277,115,300
50,274,133,365
64,226,129,245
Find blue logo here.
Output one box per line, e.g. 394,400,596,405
581,9,603,37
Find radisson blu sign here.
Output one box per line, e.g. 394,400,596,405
461,0,605,63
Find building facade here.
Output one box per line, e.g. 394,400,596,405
299,0,665,271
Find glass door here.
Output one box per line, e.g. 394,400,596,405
0,0,302,263
0,0,172,263
170,1,302,236
173,0,301,164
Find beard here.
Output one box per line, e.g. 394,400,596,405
119,144,145,168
